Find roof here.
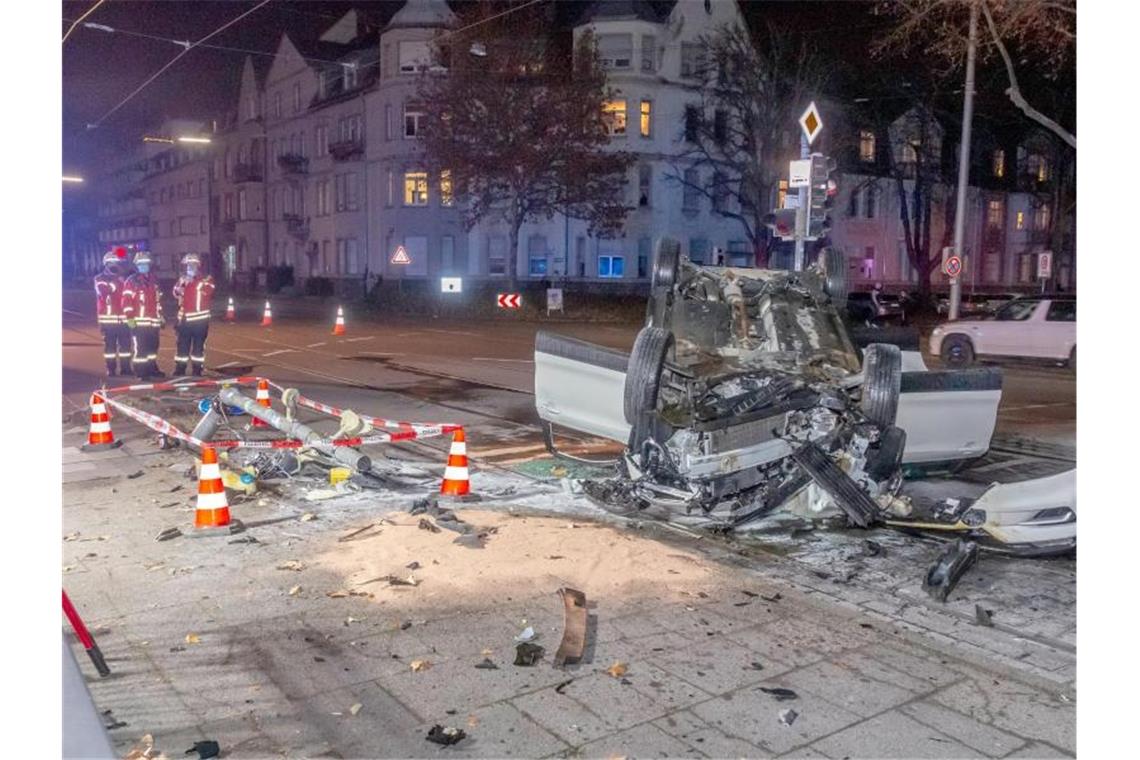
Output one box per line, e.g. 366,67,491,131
581,1,666,24
385,0,455,30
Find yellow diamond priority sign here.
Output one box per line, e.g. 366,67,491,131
799,101,823,146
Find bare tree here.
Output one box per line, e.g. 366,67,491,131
667,22,826,267
875,0,1075,148
417,8,633,288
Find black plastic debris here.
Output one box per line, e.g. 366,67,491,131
555,679,573,694
758,687,799,701
127,470,145,479
155,527,182,542
923,539,979,603
410,496,437,516
779,708,799,726
101,709,127,730
184,740,220,759
514,642,545,666
748,662,765,671
975,604,995,627
425,725,466,746
406,561,421,570
761,593,782,603
863,539,885,557
474,658,498,670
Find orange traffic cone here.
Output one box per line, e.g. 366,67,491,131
251,378,271,428
332,306,346,336
261,301,273,326
194,445,231,531
225,296,236,322
439,428,472,499
81,392,122,451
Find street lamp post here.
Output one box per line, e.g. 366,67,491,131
949,1,979,320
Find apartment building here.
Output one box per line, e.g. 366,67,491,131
143,127,212,278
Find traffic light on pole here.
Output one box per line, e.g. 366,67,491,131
807,154,837,240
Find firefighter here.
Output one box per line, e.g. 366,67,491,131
172,253,215,376
94,247,132,376
122,251,165,379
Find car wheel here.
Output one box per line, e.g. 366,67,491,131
623,327,674,425
865,426,907,482
819,248,848,307
1068,346,1076,373
651,237,681,291
861,343,902,428
940,335,974,368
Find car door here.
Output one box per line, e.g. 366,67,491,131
983,298,1041,356
534,331,631,444
1037,299,1076,359
897,367,1002,465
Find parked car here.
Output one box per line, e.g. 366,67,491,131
930,295,1076,369
936,292,1023,318
847,290,904,323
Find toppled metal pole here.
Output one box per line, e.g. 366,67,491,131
218,386,372,472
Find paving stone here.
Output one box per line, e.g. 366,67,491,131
653,709,771,758
932,678,1075,754
726,624,825,669
775,660,915,718
860,642,966,692
512,685,614,746
692,683,861,756
559,671,674,730
651,637,785,696
418,701,570,759
901,700,1027,757
626,661,714,712
832,649,940,694
811,709,984,759
578,722,698,758
775,748,833,758
1004,741,1074,758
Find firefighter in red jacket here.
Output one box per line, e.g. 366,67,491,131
122,251,165,379
172,253,215,376
93,247,132,376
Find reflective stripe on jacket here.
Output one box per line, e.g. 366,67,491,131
94,272,125,324
122,272,163,324
173,275,215,322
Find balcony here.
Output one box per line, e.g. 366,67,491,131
283,213,309,240
328,138,364,162
277,153,309,175
233,162,264,183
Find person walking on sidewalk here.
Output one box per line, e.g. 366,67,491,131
93,247,132,377
171,253,215,377
121,251,165,379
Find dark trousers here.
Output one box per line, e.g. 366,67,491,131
175,319,210,375
100,323,132,374
129,325,161,377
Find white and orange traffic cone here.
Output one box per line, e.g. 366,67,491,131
81,392,122,452
194,445,231,532
332,306,346,336
261,301,273,327
439,428,472,499
225,296,236,322
251,378,272,428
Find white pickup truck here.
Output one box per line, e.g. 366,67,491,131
931,296,1076,369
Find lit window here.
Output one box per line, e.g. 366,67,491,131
993,149,1005,178
440,170,454,207
1034,203,1051,231
1027,153,1049,182
859,130,876,162
1016,211,1025,230
602,100,627,136
902,140,919,164
599,255,624,278
640,101,652,138
403,171,428,206
986,199,1004,228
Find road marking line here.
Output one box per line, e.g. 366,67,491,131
262,349,297,357
343,336,376,343
63,308,85,317
471,357,534,364
426,328,477,337
358,351,406,357
1002,402,1074,411
306,342,327,348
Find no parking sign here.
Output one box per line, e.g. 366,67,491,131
943,255,962,278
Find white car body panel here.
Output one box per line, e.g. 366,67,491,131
895,388,999,463
974,468,1076,547
534,344,631,444
930,297,1076,362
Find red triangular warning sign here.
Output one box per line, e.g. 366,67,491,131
390,245,411,265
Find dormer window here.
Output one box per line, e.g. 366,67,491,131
398,41,430,74
597,34,633,70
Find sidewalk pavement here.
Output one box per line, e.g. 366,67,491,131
62,427,1074,760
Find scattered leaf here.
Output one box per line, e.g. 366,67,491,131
410,659,431,672
63,564,78,573
277,560,305,571
185,633,201,645
605,662,628,678
349,703,363,716
300,512,317,522
467,714,480,728
327,590,349,598
64,532,81,542
481,648,494,656
288,585,302,597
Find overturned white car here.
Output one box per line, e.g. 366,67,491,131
534,240,1074,555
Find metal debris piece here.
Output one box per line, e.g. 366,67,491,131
155,527,182,542
184,740,220,759
228,535,259,545
349,703,363,716
555,679,573,694
514,626,536,643
778,708,798,726
474,658,498,670
863,539,885,557
102,709,128,730
553,587,588,667
923,539,979,603
288,586,302,596
975,604,994,627
300,512,317,522
127,470,144,479
514,642,544,667
338,523,379,542
758,687,798,701
418,518,441,534
425,725,466,746
406,561,421,570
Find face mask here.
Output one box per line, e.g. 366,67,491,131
137,262,150,274
186,265,199,277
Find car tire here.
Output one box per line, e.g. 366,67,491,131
651,237,681,291
820,248,848,307
865,425,907,482
940,335,975,368
1068,346,1076,372
624,327,674,425
861,343,902,428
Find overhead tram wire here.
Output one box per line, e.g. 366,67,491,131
62,0,107,43
86,0,276,130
